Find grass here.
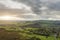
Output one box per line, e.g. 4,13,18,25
0,25,60,40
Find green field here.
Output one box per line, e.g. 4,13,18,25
0,20,60,40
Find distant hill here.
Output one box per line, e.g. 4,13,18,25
0,20,60,28
21,20,60,28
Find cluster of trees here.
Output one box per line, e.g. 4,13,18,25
24,27,60,38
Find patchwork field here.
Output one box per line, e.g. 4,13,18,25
0,20,60,40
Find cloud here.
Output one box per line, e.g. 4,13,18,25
0,0,60,20
0,0,31,10
41,0,60,3
0,0,39,20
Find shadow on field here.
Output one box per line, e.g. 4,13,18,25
0,28,41,40
0,28,20,40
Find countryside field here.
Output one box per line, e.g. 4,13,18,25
0,0,60,40
0,20,60,40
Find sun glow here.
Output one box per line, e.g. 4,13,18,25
0,15,22,20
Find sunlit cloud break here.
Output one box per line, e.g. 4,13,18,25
0,0,60,20
0,0,39,20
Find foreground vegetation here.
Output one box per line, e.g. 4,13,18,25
0,20,60,40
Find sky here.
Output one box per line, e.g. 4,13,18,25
0,0,60,21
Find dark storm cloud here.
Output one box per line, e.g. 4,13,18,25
12,0,60,15
48,2,60,11
12,0,41,14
